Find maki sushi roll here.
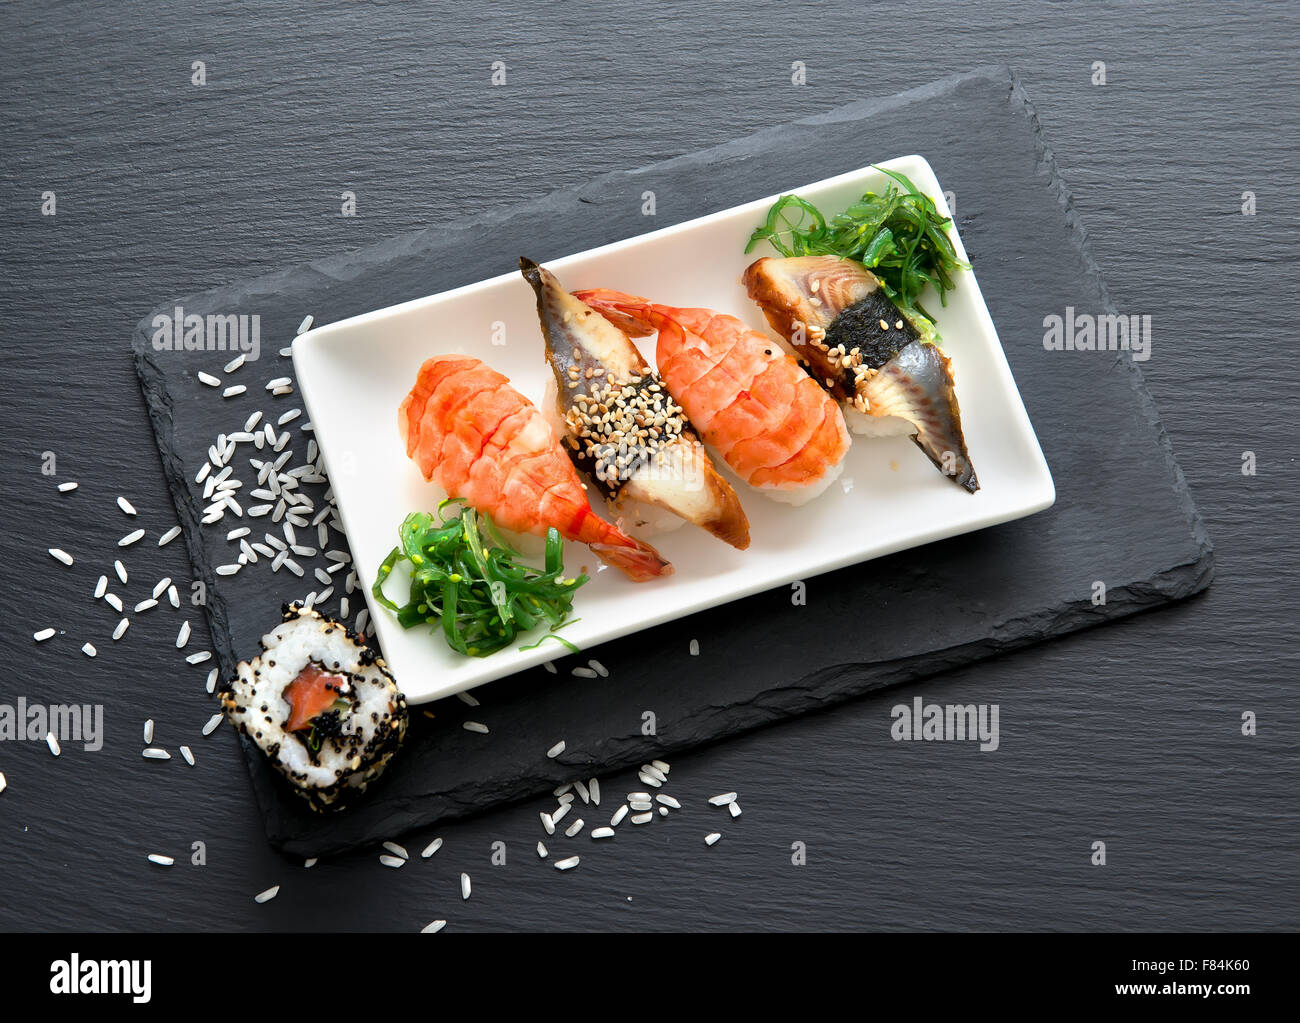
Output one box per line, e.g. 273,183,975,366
220,604,408,811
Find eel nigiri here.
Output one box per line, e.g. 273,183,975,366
742,255,979,493
574,289,850,505
520,258,750,550
398,354,672,582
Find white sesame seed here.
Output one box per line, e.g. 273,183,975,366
705,832,722,846
46,732,61,756
202,714,223,736
421,838,443,858
461,873,471,900
198,371,221,387
117,496,137,516
148,854,175,866
48,548,74,566
118,529,145,547
708,792,737,806
143,748,170,760
176,621,191,648
554,856,580,871
81,643,96,658
421,920,446,934
113,618,130,640
34,628,55,642
254,886,280,904
462,721,489,734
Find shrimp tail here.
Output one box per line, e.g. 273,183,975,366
571,289,658,336
589,539,674,582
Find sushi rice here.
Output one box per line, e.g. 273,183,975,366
220,604,408,811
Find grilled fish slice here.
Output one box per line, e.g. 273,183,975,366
520,258,750,550
742,255,979,493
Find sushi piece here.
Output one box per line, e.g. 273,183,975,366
399,354,671,581
220,604,407,812
575,289,850,505
742,255,979,492
520,258,749,550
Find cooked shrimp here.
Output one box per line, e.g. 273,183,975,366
399,355,672,581
574,290,850,503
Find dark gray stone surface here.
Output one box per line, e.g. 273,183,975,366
133,67,1212,856
1,0,1295,931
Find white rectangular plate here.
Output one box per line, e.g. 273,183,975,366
293,155,1054,705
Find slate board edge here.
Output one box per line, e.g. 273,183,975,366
126,65,1215,857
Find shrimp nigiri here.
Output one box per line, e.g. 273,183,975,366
398,355,672,582
574,290,850,504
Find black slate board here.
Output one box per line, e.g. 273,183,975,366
132,66,1212,857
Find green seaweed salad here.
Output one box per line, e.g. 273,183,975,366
372,500,586,657
744,166,968,343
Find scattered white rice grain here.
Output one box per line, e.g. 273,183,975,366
117,496,137,516
167,585,179,608
197,371,221,387
554,783,572,797
339,597,349,619
313,567,331,585
565,818,585,837
283,558,303,577
709,792,738,806
175,621,191,648
206,668,218,694
180,746,194,766
379,854,405,869
460,873,471,900
254,886,280,904
573,780,590,804
462,721,489,734
224,353,246,373
543,661,557,674
382,841,408,860
46,731,61,755
631,812,653,825
113,618,130,641
134,598,157,613
57,481,78,492
638,772,662,789
705,832,722,846
554,856,580,871
589,659,609,678
266,376,292,390
278,409,301,426
304,858,317,869
48,548,74,566
629,799,653,811
642,764,667,783
591,827,615,839
659,807,668,816
656,794,681,809
227,527,250,541
81,643,96,658
114,560,128,584
279,347,292,357
244,410,263,430
421,838,443,858
94,575,108,598
143,748,171,760
118,529,145,547
202,714,223,736
185,651,211,664
537,841,548,859
456,691,480,708
0,772,5,793
651,759,670,774
552,802,572,826
611,804,629,826
223,385,246,398
272,386,293,396
297,314,314,334
195,463,212,485
421,920,446,934
540,812,555,835
158,525,181,546
729,802,742,818
690,639,700,656
571,667,598,679
589,779,601,805
146,719,158,744
34,628,56,642
148,854,175,866
628,791,651,801
556,792,575,806
104,593,123,612
215,564,240,576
